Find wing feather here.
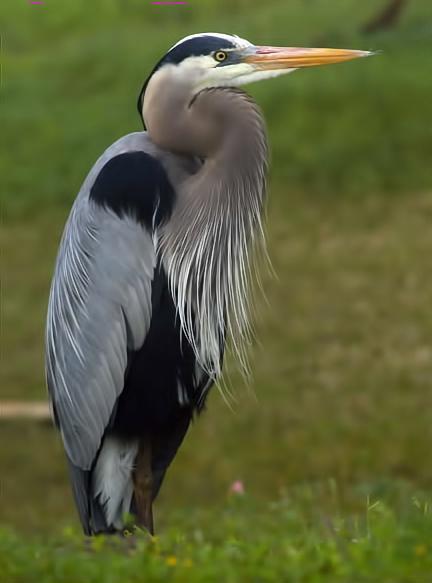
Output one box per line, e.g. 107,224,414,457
46,198,156,469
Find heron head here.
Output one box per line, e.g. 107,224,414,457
138,32,373,118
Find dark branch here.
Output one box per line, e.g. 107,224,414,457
362,0,408,34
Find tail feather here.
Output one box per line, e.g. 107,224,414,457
67,461,92,535
67,460,111,535
67,445,130,535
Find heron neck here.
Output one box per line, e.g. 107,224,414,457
196,88,268,190
159,88,269,378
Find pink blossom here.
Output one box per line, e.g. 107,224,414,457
229,480,245,495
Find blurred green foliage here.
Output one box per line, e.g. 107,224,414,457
2,0,432,217
1,0,432,560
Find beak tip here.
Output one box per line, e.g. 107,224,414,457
362,50,380,58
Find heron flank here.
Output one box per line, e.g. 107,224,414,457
45,32,372,536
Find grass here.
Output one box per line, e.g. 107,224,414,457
1,486,431,582
1,0,432,580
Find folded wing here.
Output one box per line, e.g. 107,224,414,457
46,151,174,472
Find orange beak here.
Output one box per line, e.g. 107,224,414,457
244,46,374,70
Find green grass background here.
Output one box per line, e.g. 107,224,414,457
1,0,432,580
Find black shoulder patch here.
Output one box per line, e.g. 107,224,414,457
89,151,175,229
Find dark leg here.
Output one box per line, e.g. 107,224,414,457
133,438,154,535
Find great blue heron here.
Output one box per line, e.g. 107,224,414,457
46,32,371,536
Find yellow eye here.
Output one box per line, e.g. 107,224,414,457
214,51,227,62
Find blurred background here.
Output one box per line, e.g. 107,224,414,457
1,0,432,534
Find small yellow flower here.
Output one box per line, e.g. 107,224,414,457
414,544,427,557
166,556,177,567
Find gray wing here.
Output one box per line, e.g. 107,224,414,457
46,197,156,470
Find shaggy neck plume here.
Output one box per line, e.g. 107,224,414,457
159,88,269,378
